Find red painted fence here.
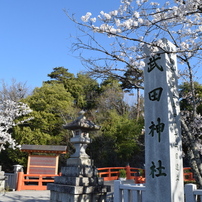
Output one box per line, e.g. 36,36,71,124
97,165,145,183
16,172,60,191
183,167,195,182
97,166,195,183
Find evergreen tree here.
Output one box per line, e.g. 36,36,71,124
45,67,100,109
88,78,144,167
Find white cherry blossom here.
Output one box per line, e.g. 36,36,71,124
0,100,32,151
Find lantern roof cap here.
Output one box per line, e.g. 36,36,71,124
64,111,101,131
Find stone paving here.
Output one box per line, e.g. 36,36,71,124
0,190,50,202
0,181,115,202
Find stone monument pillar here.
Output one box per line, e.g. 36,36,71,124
48,111,110,202
144,39,184,202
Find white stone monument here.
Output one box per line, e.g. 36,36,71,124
144,38,184,202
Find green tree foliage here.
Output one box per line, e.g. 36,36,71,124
45,67,100,109
18,83,75,145
88,78,144,167
179,82,202,115
121,67,144,91
88,110,144,167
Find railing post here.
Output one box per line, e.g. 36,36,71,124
108,168,111,179
185,184,197,202
142,187,146,202
16,172,24,191
126,164,131,180
114,180,122,202
39,175,43,189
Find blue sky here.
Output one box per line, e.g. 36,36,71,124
1,0,201,92
0,0,120,89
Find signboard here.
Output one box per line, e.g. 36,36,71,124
27,155,59,175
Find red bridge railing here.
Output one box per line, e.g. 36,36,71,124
183,167,195,182
97,165,145,183
97,166,195,183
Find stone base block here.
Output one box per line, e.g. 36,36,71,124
54,176,104,186
66,157,92,166
61,165,97,177
48,183,110,195
50,190,107,202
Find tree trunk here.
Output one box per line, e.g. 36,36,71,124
136,88,140,120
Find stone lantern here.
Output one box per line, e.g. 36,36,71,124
64,111,100,166
48,111,110,202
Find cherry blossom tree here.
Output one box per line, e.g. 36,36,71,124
0,79,30,102
67,0,202,187
0,100,32,151
68,0,202,86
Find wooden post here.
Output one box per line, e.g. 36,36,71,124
126,164,131,180
39,175,43,189
27,153,31,174
108,168,111,179
55,155,59,175
16,172,24,191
